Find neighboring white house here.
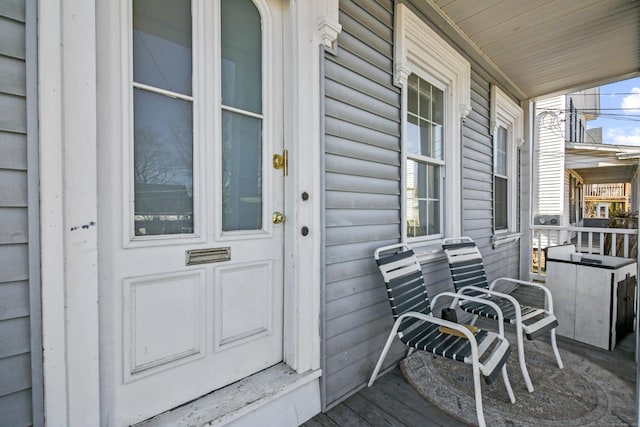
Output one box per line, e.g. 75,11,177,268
534,89,600,230
533,90,640,254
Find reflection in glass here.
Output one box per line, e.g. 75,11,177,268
221,0,263,232
221,0,262,114
222,111,262,231
133,89,194,236
133,0,192,95
406,160,440,238
496,126,507,175
407,76,443,160
132,0,193,237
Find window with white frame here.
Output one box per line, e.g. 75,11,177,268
490,85,523,234
406,74,444,238
395,3,471,246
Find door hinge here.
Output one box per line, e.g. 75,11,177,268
273,149,288,176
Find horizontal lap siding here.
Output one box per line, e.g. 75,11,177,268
321,0,522,410
0,2,38,426
322,0,403,410
462,68,520,281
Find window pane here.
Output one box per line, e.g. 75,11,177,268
495,176,507,230
408,78,419,115
407,74,444,160
407,115,420,154
432,87,443,124
221,0,262,114
419,87,431,118
133,0,192,95
419,119,432,157
433,124,443,159
495,126,507,175
133,89,193,236
406,160,440,237
222,110,262,231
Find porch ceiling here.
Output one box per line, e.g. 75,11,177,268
565,143,640,184
419,0,640,99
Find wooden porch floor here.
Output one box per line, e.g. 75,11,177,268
305,328,637,427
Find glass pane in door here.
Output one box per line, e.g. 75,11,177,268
220,0,264,232
221,111,262,231
133,89,194,236
132,0,193,237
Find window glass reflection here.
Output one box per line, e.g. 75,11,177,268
133,89,194,236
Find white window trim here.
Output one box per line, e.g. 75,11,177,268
490,84,523,235
395,3,471,252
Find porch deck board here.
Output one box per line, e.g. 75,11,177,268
306,320,636,426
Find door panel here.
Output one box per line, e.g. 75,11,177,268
97,0,284,424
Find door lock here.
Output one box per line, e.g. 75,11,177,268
272,211,285,224
273,150,288,176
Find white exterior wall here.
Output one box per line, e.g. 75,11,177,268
534,96,566,219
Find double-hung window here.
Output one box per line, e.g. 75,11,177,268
493,126,508,231
406,75,444,238
395,3,471,247
490,85,523,235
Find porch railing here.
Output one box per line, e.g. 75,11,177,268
530,225,638,281
584,183,628,198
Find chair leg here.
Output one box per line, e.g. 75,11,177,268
550,329,564,369
471,363,486,427
368,321,401,387
515,325,535,393
501,365,516,404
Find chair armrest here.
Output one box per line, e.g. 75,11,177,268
432,291,506,336
490,277,554,313
395,311,480,351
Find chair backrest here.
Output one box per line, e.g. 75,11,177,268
374,244,431,331
442,237,489,293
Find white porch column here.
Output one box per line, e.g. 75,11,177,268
39,0,100,425
282,0,340,373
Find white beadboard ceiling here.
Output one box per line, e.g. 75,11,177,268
417,0,640,99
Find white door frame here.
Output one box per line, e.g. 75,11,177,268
38,0,340,425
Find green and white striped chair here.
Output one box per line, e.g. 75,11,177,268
369,243,515,427
442,237,564,393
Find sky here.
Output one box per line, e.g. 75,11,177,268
586,76,640,146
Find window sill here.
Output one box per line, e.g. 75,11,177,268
492,232,521,248
408,241,447,264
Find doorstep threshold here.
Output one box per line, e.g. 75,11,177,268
134,363,321,427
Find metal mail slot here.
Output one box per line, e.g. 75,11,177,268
185,247,231,265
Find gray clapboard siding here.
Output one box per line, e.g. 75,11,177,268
0,56,26,96
325,208,399,227
0,169,27,206
0,245,28,282
0,16,25,59
0,353,31,397
0,317,30,359
0,0,42,425
322,0,402,409
0,207,28,244
321,0,522,410
0,93,27,133
0,0,25,23
0,389,31,427
0,281,29,320
0,132,27,169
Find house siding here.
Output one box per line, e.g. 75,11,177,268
322,0,404,409
321,0,521,410
0,1,41,426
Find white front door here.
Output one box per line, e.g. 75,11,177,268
97,0,284,424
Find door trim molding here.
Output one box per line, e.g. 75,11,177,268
39,0,101,425
38,0,340,424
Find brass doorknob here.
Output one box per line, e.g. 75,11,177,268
272,211,285,224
